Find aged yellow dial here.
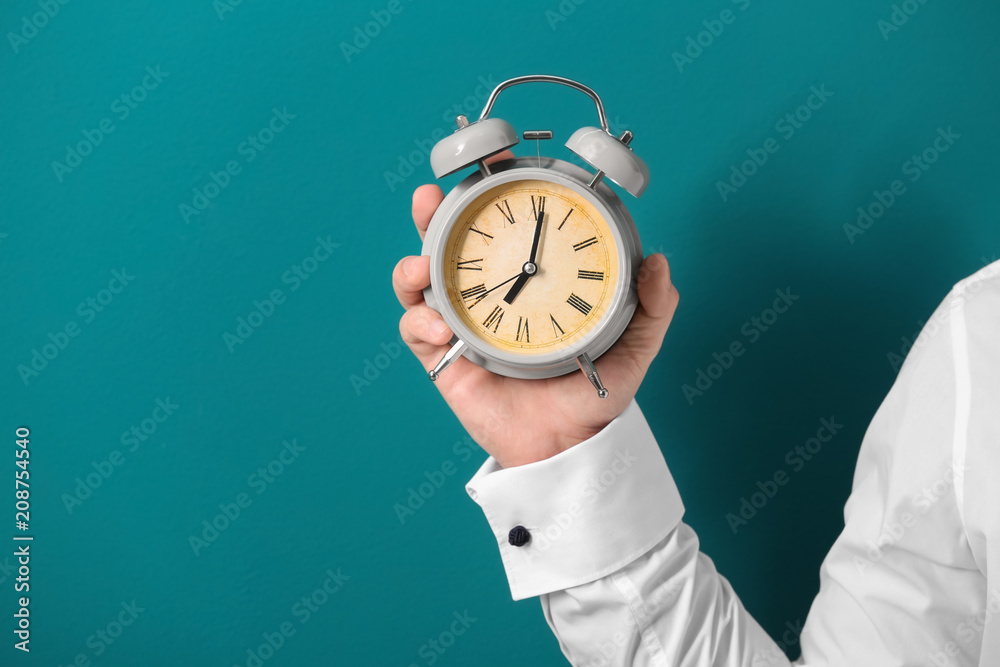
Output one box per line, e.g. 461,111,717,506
444,179,619,354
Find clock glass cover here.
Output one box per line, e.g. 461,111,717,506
443,179,620,355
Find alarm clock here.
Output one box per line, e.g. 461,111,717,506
421,75,649,398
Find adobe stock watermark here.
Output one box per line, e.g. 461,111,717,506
179,107,296,224
672,0,752,73
530,448,638,553
232,567,349,667
61,397,180,514
350,333,405,395
340,0,414,63
717,84,833,202
223,235,340,353
213,0,245,20
7,0,71,54
887,255,999,374
877,0,931,41
51,65,169,182
397,408,512,523
566,115,632,173
16,268,135,386
56,600,145,666
681,288,800,405
853,458,964,575
726,417,844,534
843,126,960,244
750,619,806,666
384,75,498,192
188,439,306,556
580,579,686,667
635,242,676,285
406,611,477,667
544,0,590,31
927,589,1000,667
393,435,475,524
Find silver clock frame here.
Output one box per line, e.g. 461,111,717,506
421,156,643,380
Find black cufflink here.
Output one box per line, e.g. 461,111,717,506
508,525,530,547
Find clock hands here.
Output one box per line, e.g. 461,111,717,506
502,271,532,306
467,272,523,308
527,195,545,265
503,196,546,305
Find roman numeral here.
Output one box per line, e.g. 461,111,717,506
531,195,546,220
461,284,487,303
573,237,598,252
549,314,565,337
483,305,504,333
516,316,530,343
457,257,484,271
558,209,573,231
567,293,593,316
496,200,516,226
578,269,605,281
469,223,493,244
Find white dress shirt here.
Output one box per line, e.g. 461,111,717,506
465,260,1000,667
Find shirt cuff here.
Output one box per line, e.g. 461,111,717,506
464,400,685,600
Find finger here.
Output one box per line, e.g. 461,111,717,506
398,304,476,388
636,253,678,320
412,185,444,242
399,304,454,359
604,254,679,375
411,149,515,241
392,255,431,309
398,304,483,396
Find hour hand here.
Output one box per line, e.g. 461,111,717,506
502,271,531,304
470,272,523,307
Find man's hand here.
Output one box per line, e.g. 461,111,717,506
392,151,680,468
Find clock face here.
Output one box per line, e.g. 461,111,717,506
443,179,620,354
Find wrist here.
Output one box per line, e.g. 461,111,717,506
493,422,612,469
463,399,685,601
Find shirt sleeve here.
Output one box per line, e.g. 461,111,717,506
465,286,983,667
466,401,786,666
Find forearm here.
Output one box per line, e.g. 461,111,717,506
465,282,986,666
541,524,788,667
465,401,787,666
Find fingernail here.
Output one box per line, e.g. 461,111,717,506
431,320,449,338
402,257,416,276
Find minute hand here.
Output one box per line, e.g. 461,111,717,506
503,199,546,305
527,196,545,264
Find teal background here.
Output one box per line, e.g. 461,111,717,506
1,0,998,664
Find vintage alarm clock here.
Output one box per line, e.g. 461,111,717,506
421,75,649,398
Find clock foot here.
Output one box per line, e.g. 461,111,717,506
576,353,609,399
428,339,468,382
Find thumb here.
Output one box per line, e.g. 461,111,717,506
604,253,679,376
